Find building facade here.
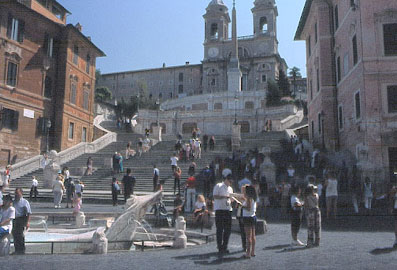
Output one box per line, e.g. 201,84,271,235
295,0,397,184
98,0,287,104
0,0,104,166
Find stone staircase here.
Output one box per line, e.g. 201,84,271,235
8,131,232,206
8,123,285,206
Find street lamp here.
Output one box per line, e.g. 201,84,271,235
46,119,52,153
234,95,239,125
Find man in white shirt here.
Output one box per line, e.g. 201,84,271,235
29,176,39,201
213,175,234,254
170,153,179,173
12,188,32,255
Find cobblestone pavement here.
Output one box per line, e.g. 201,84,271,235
2,223,396,270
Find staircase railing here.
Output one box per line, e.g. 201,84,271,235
3,115,116,180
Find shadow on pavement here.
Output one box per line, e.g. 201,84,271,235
264,244,290,250
276,246,308,253
173,250,241,261
194,255,247,265
370,247,397,255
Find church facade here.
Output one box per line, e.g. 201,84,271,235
98,0,287,104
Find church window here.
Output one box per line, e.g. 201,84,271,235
262,75,267,83
259,17,268,33
387,85,397,113
210,78,216,86
384,24,397,56
214,103,223,110
245,101,254,110
210,23,218,40
178,85,183,94
238,47,249,58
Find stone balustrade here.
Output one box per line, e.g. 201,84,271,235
1,115,116,180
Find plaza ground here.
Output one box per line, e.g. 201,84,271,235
2,221,396,270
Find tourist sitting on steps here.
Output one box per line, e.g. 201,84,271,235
193,195,209,228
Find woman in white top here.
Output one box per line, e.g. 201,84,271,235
363,177,373,211
325,172,338,219
241,185,257,259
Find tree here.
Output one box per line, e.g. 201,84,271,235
95,69,102,85
289,66,302,97
95,87,112,103
266,79,281,106
277,69,291,97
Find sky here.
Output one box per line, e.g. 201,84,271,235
58,0,307,76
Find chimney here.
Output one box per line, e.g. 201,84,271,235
75,23,83,32
185,61,190,65
162,63,166,68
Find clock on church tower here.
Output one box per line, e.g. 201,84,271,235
208,47,219,58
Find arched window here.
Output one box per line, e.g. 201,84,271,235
238,47,249,58
210,23,218,40
260,17,268,33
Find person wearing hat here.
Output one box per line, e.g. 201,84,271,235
213,174,234,254
0,195,15,241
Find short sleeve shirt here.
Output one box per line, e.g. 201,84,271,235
13,198,32,218
213,182,233,211
0,206,15,231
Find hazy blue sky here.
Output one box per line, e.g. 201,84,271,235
58,0,307,76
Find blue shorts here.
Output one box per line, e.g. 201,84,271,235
0,227,10,239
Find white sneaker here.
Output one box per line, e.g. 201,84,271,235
296,240,305,246
292,240,305,246
54,206,58,209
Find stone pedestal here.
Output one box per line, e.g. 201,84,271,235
173,230,187,249
91,228,108,254
259,147,276,188
43,150,60,189
231,124,241,151
151,126,162,142
76,212,86,228
0,235,11,256
174,216,186,236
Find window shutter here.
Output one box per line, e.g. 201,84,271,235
44,33,49,53
11,110,19,131
17,20,25,42
7,14,12,39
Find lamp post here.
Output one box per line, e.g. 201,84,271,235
234,95,238,125
46,119,52,153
